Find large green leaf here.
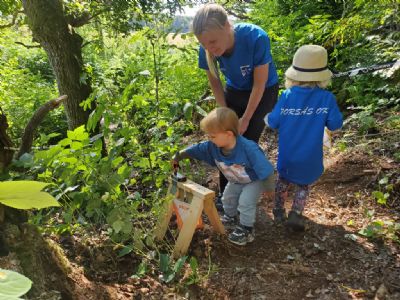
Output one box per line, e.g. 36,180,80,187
0,268,32,299
0,181,60,210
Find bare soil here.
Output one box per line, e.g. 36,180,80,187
1,129,399,300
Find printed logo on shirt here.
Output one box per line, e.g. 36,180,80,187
215,161,251,184
240,65,251,77
280,107,329,116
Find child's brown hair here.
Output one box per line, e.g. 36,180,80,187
200,107,239,136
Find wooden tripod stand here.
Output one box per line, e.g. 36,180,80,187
155,176,225,258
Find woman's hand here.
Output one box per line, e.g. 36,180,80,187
239,117,250,135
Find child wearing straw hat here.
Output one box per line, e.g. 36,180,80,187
264,45,343,231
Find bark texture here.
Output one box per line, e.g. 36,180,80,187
22,0,93,130
0,108,14,172
17,95,67,158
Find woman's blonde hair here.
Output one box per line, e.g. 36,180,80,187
285,77,331,89
192,3,229,78
200,107,239,136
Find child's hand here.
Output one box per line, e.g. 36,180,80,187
171,159,179,173
171,151,180,173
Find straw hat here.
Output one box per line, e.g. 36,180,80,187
285,45,332,82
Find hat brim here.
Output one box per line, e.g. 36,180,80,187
285,66,332,82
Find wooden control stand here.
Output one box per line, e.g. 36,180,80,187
155,176,225,258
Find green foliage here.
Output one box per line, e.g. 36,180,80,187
0,27,66,144
0,268,32,300
130,254,205,286
2,0,397,278
356,111,377,134
185,256,200,285
30,126,135,238
0,181,59,209
250,0,399,109
0,0,22,16
359,209,400,243
372,176,393,205
359,219,400,243
131,261,148,279
159,253,187,283
3,20,210,244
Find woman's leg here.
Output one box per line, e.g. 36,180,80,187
218,172,228,197
225,84,279,143
221,84,279,194
244,83,279,143
220,88,248,195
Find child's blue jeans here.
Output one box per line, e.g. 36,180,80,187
221,175,274,228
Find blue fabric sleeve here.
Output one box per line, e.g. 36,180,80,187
253,31,271,66
266,93,284,129
326,95,343,131
184,142,216,166
198,46,208,70
247,144,274,180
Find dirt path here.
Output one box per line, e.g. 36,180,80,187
184,143,400,299
1,132,399,300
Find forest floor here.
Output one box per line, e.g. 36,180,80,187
1,119,399,300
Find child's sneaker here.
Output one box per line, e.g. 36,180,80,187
287,210,305,231
273,208,287,224
220,214,237,229
228,224,255,246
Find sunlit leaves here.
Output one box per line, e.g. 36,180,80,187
0,181,60,209
0,268,32,299
67,125,89,141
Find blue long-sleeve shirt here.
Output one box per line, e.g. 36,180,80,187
184,136,273,184
266,86,343,185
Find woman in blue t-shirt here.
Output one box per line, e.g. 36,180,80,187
192,3,279,199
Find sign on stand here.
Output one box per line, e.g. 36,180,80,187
155,176,225,258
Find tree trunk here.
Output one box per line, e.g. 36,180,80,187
22,0,93,130
0,107,14,172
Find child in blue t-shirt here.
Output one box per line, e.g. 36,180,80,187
265,45,343,231
173,107,274,245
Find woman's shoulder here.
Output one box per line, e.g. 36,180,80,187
234,23,267,39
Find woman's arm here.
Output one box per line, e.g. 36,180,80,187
206,70,226,107
240,64,269,134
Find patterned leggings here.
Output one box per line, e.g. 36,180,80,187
275,176,309,213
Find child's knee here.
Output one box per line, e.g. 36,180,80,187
263,173,276,193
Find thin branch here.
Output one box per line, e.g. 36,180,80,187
221,1,250,20
0,10,23,29
17,95,68,158
67,10,106,28
15,41,41,48
226,9,249,20
81,40,93,48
